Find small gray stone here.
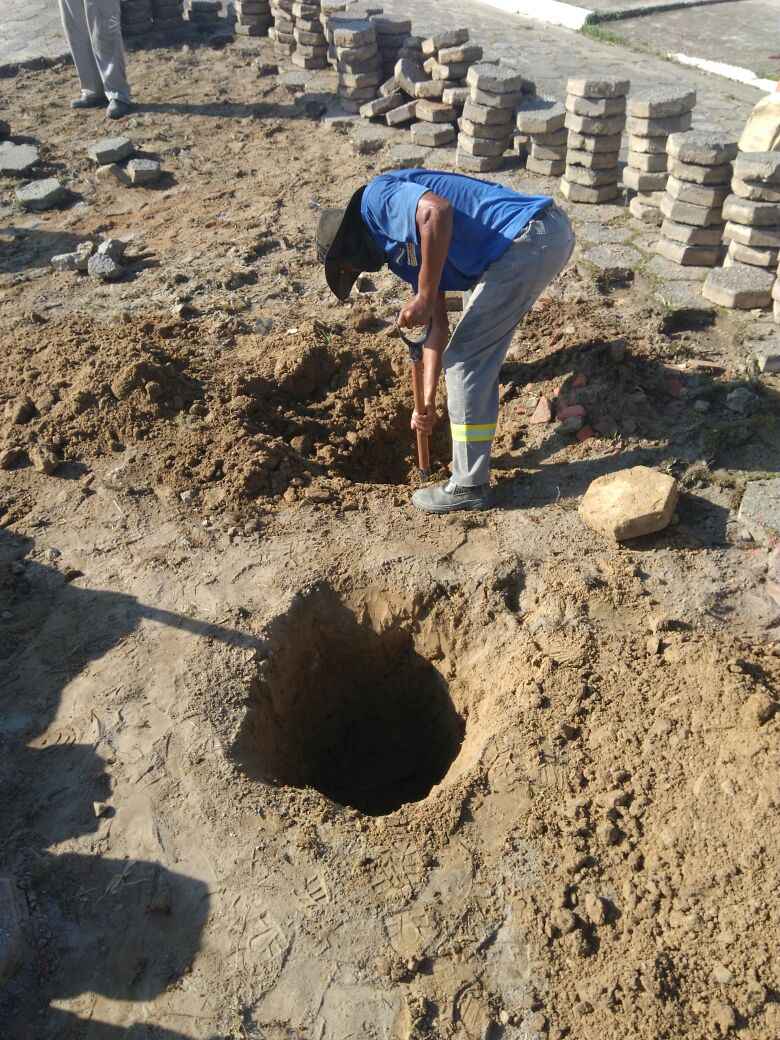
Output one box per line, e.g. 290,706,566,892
126,158,161,185
753,344,780,372
566,77,629,99
97,238,127,262
51,251,82,273
0,141,39,174
726,387,760,414
515,96,565,134
733,152,780,186
15,178,66,211
625,111,692,137
722,195,780,227
627,88,696,119
87,136,134,164
88,253,123,282
467,63,526,95
379,143,429,171
702,264,774,309
739,479,780,545
666,132,737,166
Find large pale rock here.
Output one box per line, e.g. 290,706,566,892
738,479,780,545
738,95,780,154
579,466,679,541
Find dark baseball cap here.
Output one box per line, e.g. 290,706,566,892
316,187,384,301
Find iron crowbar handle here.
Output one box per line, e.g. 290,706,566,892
396,318,432,480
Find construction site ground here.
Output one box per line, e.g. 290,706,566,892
1,19,779,1040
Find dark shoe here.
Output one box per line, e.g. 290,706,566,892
107,99,132,119
412,479,489,514
71,93,107,109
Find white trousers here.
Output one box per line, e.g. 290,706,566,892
58,0,131,102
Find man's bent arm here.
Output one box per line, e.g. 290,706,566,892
399,191,453,329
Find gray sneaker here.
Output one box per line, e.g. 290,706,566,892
107,99,132,120
412,479,489,514
71,93,107,109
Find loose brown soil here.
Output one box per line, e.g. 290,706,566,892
1,32,779,1040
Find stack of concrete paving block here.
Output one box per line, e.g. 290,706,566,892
421,29,483,107
330,17,381,111
234,0,272,36
270,0,296,58
370,15,412,80
457,64,527,174
291,0,327,68
121,0,154,37
722,152,780,275
656,132,735,267
152,0,185,33
625,88,695,225
562,78,629,204
516,96,566,176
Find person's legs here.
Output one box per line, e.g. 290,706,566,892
445,205,575,487
58,0,106,102
84,0,131,104
412,205,574,513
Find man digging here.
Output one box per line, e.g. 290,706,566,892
316,170,575,514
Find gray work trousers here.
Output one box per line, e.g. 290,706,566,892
445,204,575,486
58,0,131,102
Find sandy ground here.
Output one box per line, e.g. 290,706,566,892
1,34,780,1040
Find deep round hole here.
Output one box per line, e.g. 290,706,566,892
234,589,465,816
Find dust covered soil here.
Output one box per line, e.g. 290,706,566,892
1,33,780,1040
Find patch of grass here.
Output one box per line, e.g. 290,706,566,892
581,24,626,47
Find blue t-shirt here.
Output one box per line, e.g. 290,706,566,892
360,170,552,292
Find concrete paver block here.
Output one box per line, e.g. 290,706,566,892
627,151,668,173
702,264,774,308
438,44,482,64
413,79,444,100
626,111,692,137
628,133,668,154
463,101,513,126
627,88,696,119
526,157,564,176
566,164,618,188
87,136,134,164
738,479,780,545
661,218,724,246
629,194,663,225
467,63,526,94
385,99,418,126
660,194,726,228
666,175,729,207
379,143,429,170
421,28,468,56
126,158,161,185
568,130,622,153
469,86,522,110
569,147,620,170
411,121,456,147
332,19,375,47
352,124,391,154
560,179,620,204
722,194,780,227
623,166,667,192
733,152,780,186
515,96,565,135
723,221,780,248
727,240,779,268
731,177,780,204
360,91,404,117
565,95,626,118
455,147,502,173
668,158,733,186
442,86,469,108
667,132,737,166
459,133,507,157
460,117,514,141
416,99,457,123
566,77,629,99
579,466,679,541
564,112,625,136
655,238,721,267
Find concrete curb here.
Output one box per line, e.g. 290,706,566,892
477,0,751,31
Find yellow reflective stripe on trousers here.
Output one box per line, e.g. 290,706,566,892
450,422,496,443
